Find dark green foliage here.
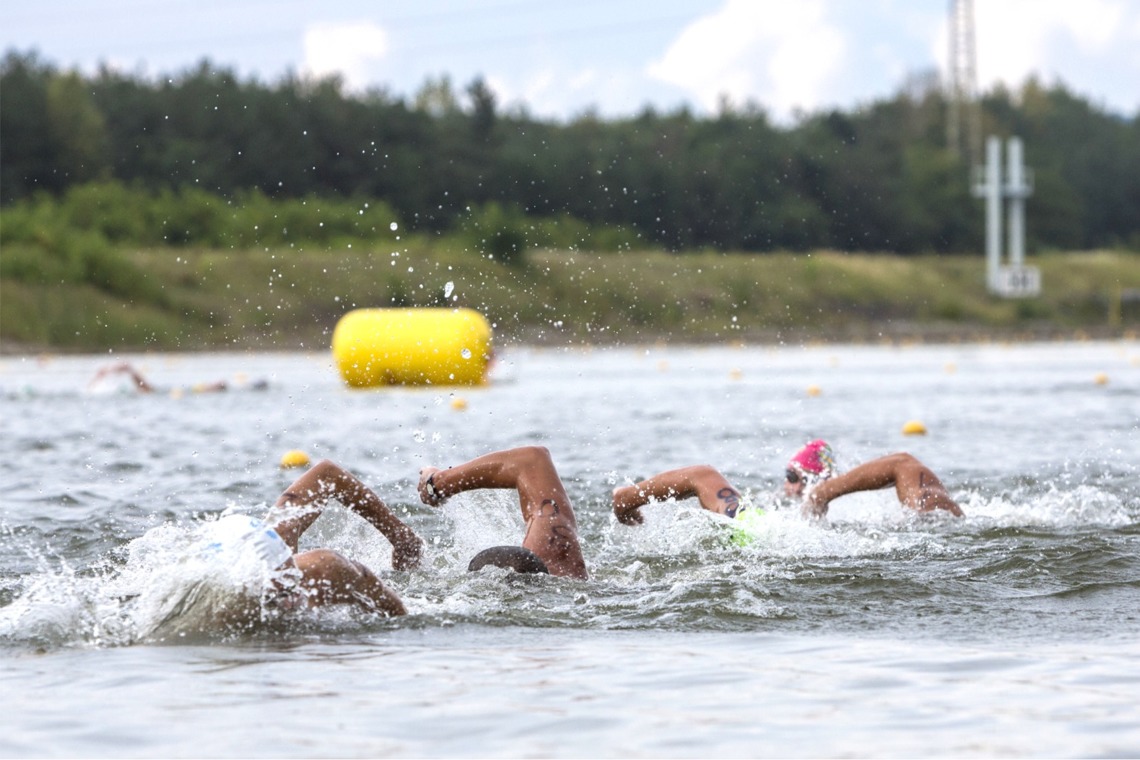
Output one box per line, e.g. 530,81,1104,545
0,181,405,251
461,203,530,266
2,50,1138,253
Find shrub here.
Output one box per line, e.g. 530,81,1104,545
460,202,529,267
59,181,149,243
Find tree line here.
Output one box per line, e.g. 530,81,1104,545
2,49,1137,254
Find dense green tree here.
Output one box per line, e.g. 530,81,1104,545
2,49,1137,252
1,52,111,200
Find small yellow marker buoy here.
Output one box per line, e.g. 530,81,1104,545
944,362,957,374
280,449,311,469
450,396,469,411
806,384,822,397
902,420,928,436
729,368,743,381
1094,373,1109,386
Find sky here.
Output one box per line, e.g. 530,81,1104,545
4,0,1139,123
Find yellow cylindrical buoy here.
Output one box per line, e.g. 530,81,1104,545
280,449,311,469
1094,372,1109,386
450,396,469,411
901,420,928,436
806,384,822,397
331,308,493,387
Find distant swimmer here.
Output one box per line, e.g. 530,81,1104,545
89,362,162,393
87,361,268,395
418,446,589,579
611,439,963,525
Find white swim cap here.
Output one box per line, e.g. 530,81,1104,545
196,514,293,578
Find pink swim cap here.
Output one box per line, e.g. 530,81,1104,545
788,440,836,478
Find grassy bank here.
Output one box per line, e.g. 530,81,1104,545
2,246,1138,354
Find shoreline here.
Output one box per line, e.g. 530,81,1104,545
4,248,1137,355
3,324,1135,359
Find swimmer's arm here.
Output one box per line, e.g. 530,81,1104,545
123,364,155,393
267,460,424,570
419,447,570,526
92,362,155,392
295,551,407,615
803,458,898,518
612,465,741,524
804,453,962,518
350,567,408,616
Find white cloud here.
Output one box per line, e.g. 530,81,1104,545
302,21,388,90
494,66,629,120
935,0,1134,92
490,68,554,114
647,0,845,120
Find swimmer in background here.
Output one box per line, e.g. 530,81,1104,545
611,439,963,525
418,446,589,579
88,361,267,395
89,362,162,392
236,459,424,617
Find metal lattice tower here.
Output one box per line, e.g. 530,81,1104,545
947,0,981,167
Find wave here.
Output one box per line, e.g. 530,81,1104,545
2,479,1136,649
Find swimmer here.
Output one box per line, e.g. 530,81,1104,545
612,439,963,524
261,459,425,615
794,442,963,519
418,446,588,579
88,361,267,394
612,465,745,525
89,362,159,393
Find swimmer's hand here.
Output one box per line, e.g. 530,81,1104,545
391,526,424,571
802,490,828,520
611,486,645,526
418,467,446,507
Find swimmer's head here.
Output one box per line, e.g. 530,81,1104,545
197,514,294,579
145,516,298,639
467,545,549,575
785,439,837,496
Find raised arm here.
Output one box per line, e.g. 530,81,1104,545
418,446,588,579
804,453,963,518
266,459,424,570
612,465,743,525
91,362,155,393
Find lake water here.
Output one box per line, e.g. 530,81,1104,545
1,340,1138,757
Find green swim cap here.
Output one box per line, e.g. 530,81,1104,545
728,506,767,547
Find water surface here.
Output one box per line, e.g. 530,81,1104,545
1,341,1137,757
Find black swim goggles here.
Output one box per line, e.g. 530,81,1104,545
785,469,802,484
